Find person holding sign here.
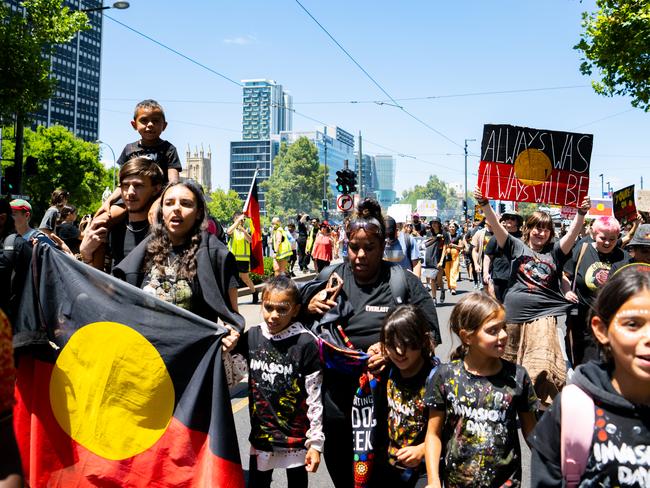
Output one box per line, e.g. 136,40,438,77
474,188,590,407
561,217,629,367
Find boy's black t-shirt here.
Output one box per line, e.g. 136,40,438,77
116,140,182,184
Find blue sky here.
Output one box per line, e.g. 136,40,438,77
97,0,649,198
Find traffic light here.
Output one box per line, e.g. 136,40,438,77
322,198,328,213
336,170,346,193
346,169,357,193
1,165,18,195
462,200,467,214
499,203,506,213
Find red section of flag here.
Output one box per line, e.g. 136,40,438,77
244,172,264,275
14,357,244,488
478,160,589,207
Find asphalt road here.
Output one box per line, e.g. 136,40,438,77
230,269,532,487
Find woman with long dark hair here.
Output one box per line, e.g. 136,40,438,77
114,181,244,343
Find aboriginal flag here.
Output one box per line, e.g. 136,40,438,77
478,124,593,207
12,245,244,487
244,169,264,275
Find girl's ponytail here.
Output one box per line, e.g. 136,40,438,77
450,343,468,361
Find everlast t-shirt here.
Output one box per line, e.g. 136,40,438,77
116,140,182,184
502,234,571,324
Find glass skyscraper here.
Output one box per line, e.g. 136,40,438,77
374,154,397,208
4,0,103,142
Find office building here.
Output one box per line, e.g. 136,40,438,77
181,146,212,192
230,139,279,213
4,0,103,142
273,125,354,201
374,154,397,208
241,79,292,140
355,153,378,198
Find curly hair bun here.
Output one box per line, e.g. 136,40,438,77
356,198,382,220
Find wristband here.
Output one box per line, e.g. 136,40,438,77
477,199,489,206
577,209,588,216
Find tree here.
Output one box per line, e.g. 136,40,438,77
400,175,461,220
1,125,108,217
575,0,650,111
262,138,328,221
206,188,244,226
0,0,88,124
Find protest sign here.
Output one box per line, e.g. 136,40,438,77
386,203,412,223
416,199,438,217
612,185,636,224
478,124,592,207
561,206,577,219
587,198,613,218
637,189,650,212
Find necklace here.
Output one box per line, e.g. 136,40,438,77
126,220,148,233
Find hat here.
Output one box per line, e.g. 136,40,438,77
10,199,32,212
627,224,650,247
500,210,523,226
412,212,420,218
320,220,330,228
429,217,442,225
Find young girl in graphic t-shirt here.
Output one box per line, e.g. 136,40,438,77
424,293,539,488
379,305,440,488
530,264,650,487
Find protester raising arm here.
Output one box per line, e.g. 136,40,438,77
473,188,509,248
558,197,590,255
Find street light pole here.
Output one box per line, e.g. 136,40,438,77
97,140,117,190
464,138,476,222
599,173,604,197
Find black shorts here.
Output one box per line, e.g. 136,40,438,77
236,260,250,274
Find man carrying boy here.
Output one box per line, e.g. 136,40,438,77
39,189,69,237
81,157,163,272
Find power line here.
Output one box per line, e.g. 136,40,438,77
102,108,241,133
570,108,635,130
293,0,464,149
104,15,242,88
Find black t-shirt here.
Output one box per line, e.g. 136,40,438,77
426,359,538,488
563,242,628,307
336,262,440,350
502,234,571,323
56,222,80,254
423,232,449,268
116,140,182,184
239,322,321,451
484,231,522,281
108,219,150,269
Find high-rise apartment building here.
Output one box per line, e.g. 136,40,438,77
231,80,293,213
4,0,103,142
374,154,397,208
181,146,212,193
241,79,292,140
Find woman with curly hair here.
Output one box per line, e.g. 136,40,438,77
114,181,244,344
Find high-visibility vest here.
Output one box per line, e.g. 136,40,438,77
228,228,251,262
306,228,317,253
274,228,293,260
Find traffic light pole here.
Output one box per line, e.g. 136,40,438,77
14,114,24,195
323,132,328,220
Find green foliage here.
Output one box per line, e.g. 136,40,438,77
1,125,108,218
0,0,88,124
399,175,461,220
515,202,539,220
575,0,650,111
206,188,244,226
249,256,274,285
263,138,329,221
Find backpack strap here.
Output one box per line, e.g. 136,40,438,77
388,264,408,305
561,384,595,488
571,242,589,292
316,263,343,283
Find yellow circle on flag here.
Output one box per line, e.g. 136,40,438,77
49,322,175,460
597,203,605,211
514,148,553,186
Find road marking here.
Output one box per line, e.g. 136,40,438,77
232,397,249,413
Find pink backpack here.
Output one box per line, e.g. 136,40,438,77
560,384,595,488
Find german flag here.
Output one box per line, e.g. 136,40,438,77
243,169,264,275
478,124,593,207
13,245,244,487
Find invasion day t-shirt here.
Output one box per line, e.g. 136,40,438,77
501,234,571,324
425,359,538,488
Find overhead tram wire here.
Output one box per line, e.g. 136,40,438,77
104,15,242,88
293,0,464,149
